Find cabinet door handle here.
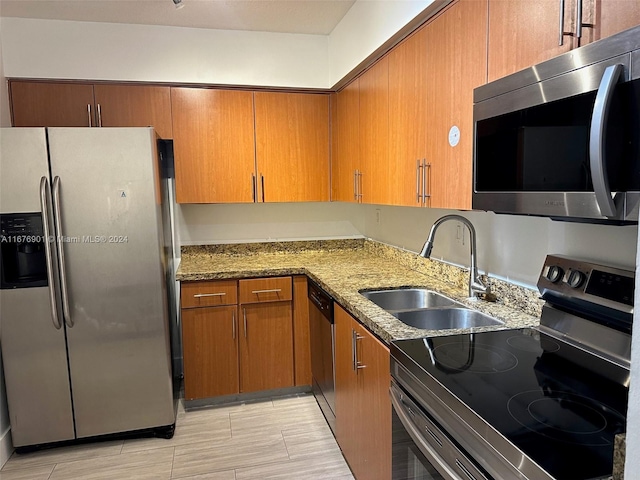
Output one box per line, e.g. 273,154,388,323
193,292,226,298
416,159,423,204
252,174,256,202
97,103,102,127
358,171,363,201
251,288,281,294
87,104,92,127
261,174,265,202
352,329,365,371
422,160,431,204
243,307,248,338
351,329,357,371
353,170,358,200
232,310,236,339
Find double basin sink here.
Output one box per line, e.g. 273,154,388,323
359,288,503,331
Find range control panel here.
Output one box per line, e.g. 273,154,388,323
538,255,634,310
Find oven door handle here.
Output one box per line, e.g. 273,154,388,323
589,63,623,218
390,386,462,480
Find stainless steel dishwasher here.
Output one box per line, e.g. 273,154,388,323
308,280,335,432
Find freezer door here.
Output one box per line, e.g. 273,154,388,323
0,128,74,447
47,128,175,438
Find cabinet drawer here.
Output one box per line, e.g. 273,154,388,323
239,277,292,304
181,280,238,308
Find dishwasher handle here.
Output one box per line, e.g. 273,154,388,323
308,281,334,322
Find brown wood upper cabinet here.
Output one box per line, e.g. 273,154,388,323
424,0,487,210
358,57,389,205
172,88,331,204
254,92,330,202
487,0,640,82
10,81,172,139
331,79,360,202
171,87,256,204
388,26,428,207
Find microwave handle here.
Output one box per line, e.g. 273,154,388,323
589,64,623,218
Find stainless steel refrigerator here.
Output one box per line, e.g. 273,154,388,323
0,127,177,448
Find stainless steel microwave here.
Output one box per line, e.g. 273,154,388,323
472,25,640,224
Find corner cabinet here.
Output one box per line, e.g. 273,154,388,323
10,81,173,139
335,304,391,480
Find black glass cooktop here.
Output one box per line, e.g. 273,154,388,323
392,328,629,479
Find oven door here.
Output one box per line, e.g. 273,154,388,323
391,381,489,480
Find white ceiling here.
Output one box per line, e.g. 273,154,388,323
0,0,357,35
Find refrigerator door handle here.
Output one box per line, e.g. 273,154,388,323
39,176,62,330
52,176,73,328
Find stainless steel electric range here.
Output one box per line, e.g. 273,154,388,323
390,255,633,480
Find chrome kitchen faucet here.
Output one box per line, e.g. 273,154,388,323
419,214,490,299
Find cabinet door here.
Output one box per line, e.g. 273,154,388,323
359,57,390,205
255,92,330,202
93,85,173,139
425,0,488,210
388,26,428,207
334,305,362,475
356,321,391,480
11,81,95,127
332,79,360,202
487,0,576,82
582,0,640,45
171,87,256,204
239,302,294,393
182,305,239,400
293,276,312,386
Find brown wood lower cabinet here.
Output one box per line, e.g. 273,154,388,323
239,302,294,392
335,304,391,480
181,277,297,401
182,305,239,400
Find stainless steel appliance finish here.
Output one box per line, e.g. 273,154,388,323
0,127,177,448
391,255,632,480
472,25,640,223
419,215,489,298
308,280,336,432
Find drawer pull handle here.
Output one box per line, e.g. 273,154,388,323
251,288,282,294
194,292,226,298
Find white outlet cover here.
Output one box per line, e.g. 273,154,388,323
448,125,460,147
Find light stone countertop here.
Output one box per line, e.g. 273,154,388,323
176,239,543,344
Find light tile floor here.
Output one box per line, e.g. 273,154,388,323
0,394,354,480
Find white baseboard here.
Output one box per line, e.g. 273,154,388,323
0,427,13,468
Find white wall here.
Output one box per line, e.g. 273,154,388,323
0,34,13,468
328,0,434,85
0,17,329,88
177,202,365,245
1,1,439,89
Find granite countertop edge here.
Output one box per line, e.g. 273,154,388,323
176,240,541,345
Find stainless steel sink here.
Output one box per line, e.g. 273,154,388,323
359,288,459,311
394,308,504,330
